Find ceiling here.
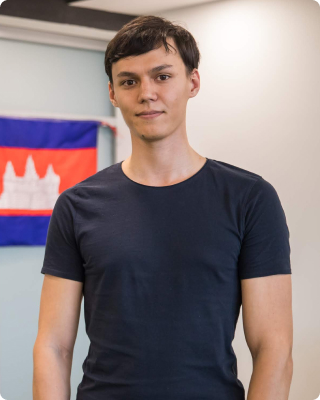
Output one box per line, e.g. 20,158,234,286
68,0,218,16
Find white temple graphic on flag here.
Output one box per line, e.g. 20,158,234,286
0,154,60,210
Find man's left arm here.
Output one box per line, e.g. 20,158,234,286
241,274,293,400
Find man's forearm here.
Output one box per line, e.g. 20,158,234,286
33,344,73,400
247,348,293,400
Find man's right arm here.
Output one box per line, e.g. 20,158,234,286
33,274,83,400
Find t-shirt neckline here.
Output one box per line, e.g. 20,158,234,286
118,157,209,189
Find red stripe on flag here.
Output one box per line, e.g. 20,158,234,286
0,147,97,194
0,147,97,215
0,209,53,216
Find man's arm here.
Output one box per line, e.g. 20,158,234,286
33,274,83,400
241,274,293,400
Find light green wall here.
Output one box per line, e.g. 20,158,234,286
0,37,114,400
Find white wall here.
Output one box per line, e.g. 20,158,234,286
116,1,320,399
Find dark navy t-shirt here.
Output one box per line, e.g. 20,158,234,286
41,157,292,400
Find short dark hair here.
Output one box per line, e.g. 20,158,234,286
104,15,201,88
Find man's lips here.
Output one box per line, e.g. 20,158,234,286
137,111,163,115
137,112,164,119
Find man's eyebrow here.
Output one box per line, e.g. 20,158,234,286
116,64,174,79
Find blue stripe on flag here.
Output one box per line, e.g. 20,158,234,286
0,117,99,148
0,216,50,246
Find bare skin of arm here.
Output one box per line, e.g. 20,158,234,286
33,274,83,400
241,274,293,400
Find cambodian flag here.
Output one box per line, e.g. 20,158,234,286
0,116,100,246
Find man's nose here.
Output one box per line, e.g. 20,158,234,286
137,79,158,102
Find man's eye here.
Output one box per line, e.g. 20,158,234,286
158,74,170,81
122,79,135,86
121,75,170,86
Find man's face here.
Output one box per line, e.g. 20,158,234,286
109,37,199,141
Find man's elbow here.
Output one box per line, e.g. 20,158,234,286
252,343,293,370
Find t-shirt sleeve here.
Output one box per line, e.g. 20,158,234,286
41,187,85,282
238,176,292,280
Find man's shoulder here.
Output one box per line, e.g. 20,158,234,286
208,159,262,190
59,162,120,204
75,162,119,188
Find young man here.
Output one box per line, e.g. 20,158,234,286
34,15,293,400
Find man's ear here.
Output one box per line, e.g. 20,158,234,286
108,81,118,108
189,69,200,98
